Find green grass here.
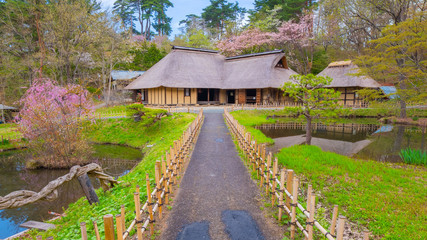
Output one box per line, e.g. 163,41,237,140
26,112,196,239
276,145,427,240
399,148,427,166
230,110,276,144
230,110,381,144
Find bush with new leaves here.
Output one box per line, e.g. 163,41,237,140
17,79,94,168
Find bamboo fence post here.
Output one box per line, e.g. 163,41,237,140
305,185,312,236
271,157,278,205
278,168,286,221
336,216,346,240
116,214,124,240
286,170,294,209
146,173,154,235
80,222,87,240
363,231,370,240
120,205,125,235
103,214,115,240
155,161,163,219
260,156,265,188
290,177,299,239
330,205,339,236
162,159,169,205
265,152,272,194
167,152,173,195
134,192,143,240
307,194,315,240
93,221,101,240
136,184,140,194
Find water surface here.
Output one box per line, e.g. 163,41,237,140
0,144,142,239
257,121,426,162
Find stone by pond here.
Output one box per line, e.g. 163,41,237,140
257,121,426,163
0,144,143,239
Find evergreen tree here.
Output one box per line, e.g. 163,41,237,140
201,0,245,37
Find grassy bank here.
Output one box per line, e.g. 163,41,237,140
230,110,382,144
25,112,196,239
230,110,276,144
0,123,24,150
277,145,426,239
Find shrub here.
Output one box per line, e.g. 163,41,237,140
17,78,94,168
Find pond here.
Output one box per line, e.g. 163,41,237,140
257,121,426,163
0,144,143,239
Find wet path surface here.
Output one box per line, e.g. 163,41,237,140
161,111,282,240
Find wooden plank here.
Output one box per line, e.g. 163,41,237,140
20,221,55,231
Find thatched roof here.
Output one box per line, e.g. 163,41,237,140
318,61,381,88
125,46,297,90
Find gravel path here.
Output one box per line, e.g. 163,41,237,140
160,111,283,240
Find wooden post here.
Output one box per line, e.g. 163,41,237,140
336,216,346,240
120,205,125,235
146,173,154,235
93,221,101,240
290,177,299,239
155,161,163,219
116,214,123,240
162,159,169,205
286,170,294,209
278,168,286,221
134,192,143,240
271,157,278,205
305,185,312,237
265,152,271,194
330,205,339,236
80,222,87,240
307,194,315,240
103,214,115,240
77,173,99,204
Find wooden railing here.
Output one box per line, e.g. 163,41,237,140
79,110,204,240
224,109,371,240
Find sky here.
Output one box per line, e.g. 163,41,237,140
99,0,255,37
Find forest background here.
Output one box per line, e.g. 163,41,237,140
0,0,425,110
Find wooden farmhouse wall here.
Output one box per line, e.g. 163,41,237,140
147,87,197,105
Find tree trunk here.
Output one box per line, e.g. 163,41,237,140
399,99,407,118
305,116,312,145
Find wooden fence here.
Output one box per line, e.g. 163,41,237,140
224,109,370,240
78,109,204,240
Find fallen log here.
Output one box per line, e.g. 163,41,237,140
0,163,118,209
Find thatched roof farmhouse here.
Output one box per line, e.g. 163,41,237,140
126,46,297,105
318,61,381,107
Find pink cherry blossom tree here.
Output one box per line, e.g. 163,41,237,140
17,78,94,168
217,13,314,74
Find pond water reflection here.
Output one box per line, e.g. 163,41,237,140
257,121,426,162
0,144,142,239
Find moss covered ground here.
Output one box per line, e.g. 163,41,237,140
231,110,427,240
25,112,196,239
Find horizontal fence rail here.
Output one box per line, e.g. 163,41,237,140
79,110,204,240
224,108,367,240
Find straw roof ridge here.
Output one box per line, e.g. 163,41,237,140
226,50,284,60
171,45,219,54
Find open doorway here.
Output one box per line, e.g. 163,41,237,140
246,89,257,104
226,90,235,104
197,88,220,104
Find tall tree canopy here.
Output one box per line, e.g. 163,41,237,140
201,0,246,37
